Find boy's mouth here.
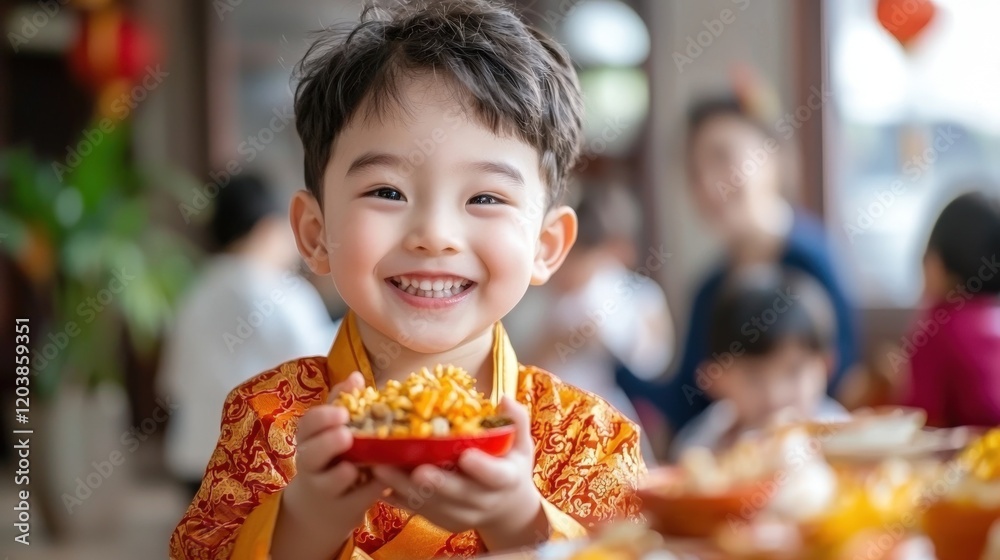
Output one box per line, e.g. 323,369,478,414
387,275,474,299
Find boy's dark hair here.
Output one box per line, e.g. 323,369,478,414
927,191,1000,294
210,175,281,249
708,266,836,358
293,0,584,205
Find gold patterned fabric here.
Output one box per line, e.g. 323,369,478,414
168,311,645,559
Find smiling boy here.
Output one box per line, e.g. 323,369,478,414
168,1,644,559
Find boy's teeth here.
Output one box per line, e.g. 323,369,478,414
390,275,471,298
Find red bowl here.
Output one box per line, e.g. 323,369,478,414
341,425,516,467
638,467,770,538
924,500,1000,560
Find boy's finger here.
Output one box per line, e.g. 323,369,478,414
372,464,476,506
410,464,480,504
316,461,365,496
381,491,475,524
296,406,349,443
343,478,390,513
456,448,518,490
498,396,535,457
296,426,353,472
380,491,409,513
371,465,413,493
328,371,366,403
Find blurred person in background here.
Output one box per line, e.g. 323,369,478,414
669,266,849,460
627,96,859,441
522,185,672,464
899,191,1000,427
158,175,338,496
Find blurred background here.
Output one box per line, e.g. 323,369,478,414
1,0,998,557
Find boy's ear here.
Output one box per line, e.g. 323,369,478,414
530,205,578,286
290,189,331,275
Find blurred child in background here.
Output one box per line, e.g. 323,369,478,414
158,175,338,496
669,266,849,460
522,185,672,464
901,191,1000,427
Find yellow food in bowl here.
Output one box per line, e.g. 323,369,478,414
333,365,510,438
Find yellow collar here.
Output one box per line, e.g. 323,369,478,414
326,310,519,405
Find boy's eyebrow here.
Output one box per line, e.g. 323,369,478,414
345,152,406,176
345,153,526,187
465,160,525,187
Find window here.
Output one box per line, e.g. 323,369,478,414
825,0,1000,306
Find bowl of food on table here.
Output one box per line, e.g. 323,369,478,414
639,420,930,560
808,406,971,463
639,428,839,539
335,365,514,467
924,429,1000,560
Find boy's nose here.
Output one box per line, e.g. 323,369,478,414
403,213,460,255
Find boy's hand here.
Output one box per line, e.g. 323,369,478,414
272,372,387,560
373,396,549,552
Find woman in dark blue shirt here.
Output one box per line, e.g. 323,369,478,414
621,97,859,435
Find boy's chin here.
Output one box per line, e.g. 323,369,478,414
383,323,486,356
400,338,468,355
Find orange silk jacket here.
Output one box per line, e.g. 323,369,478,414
169,312,645,559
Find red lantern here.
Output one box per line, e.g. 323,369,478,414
69,7,157,93
877,0,937,48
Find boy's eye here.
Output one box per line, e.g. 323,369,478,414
366,187,405,201
468,194,501,205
